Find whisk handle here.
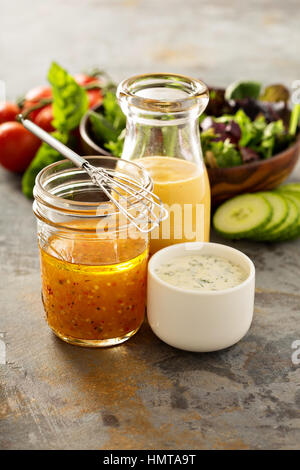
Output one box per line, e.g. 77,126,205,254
18,115,87,168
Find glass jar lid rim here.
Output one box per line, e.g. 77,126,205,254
34,156,153,212
117,73,208,107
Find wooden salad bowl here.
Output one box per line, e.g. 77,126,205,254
208,138,300,205
80,107,300,206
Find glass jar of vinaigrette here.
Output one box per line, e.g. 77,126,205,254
33,157,151,347
117,73,210,255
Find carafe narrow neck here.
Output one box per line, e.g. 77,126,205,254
117,73,209,164
121,112,203,164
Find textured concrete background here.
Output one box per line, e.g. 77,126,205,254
0,0,300,450
2,0,300,96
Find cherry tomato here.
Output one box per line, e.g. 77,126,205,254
74,74,103,108
87,89,103,108
23,86,53,120
34,104,55,132
0,122,41,173
24,85,52,103
74,73,100,86
0,102,20,124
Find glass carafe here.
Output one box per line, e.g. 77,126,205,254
117,73,210,254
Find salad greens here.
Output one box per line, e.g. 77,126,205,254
22,132,68,199
202,137,242,168
89,91,125,157
48,62,88,133
289,104,300,136
225,80,262,101
259,84,290,103
105,129,126,157
21,73,300,199
224,80,290,104
102,92,126,130
88,80,298,169
90,111,120,143
22,62,88,198
200,109,292,166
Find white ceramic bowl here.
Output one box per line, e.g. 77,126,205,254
147,242,255,352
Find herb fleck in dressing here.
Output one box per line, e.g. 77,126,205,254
155,254,248,291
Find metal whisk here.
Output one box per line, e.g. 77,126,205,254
19,116,168,233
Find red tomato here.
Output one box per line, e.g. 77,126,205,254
0,102,20,124
74,73,100,86
34,104,55,132
74,74,103,108
87,89,103,108
0,122,41,173
23,86,53,120
24,85,52,103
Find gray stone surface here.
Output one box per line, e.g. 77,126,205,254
0,0,300,450
2,0,300,97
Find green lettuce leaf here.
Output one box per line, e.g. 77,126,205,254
105,129,126,157
102,92,126,132
22,62,90,198
22,132,68,199
204,139,242,168
48,62,88,132
89,111,120,144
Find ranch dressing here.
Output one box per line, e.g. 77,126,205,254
155,254,247,291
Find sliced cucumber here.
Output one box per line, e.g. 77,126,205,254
277,183,300,194
264,198,299,241
249,192,288,240
213,194,272,239
277,193,300,240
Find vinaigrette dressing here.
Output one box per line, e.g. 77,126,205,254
33,156,152,347
40,234,148,345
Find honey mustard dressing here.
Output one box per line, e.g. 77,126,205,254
138,157,211,254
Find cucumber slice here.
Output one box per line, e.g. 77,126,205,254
249,192,288,240
225,80,261,101
264,198,299,241
277,193,300,240
213,194,272,239
277,183,300,194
